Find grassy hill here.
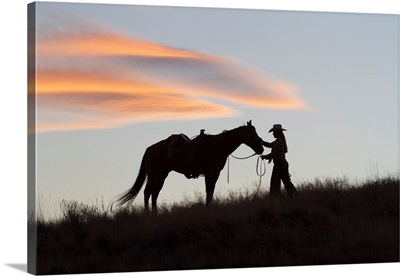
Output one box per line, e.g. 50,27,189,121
32,176,399,274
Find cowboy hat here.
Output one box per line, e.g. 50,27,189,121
269,124,287,133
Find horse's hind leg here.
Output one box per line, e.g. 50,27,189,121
144,178,154,213
144,193,150,213
151,191,160,216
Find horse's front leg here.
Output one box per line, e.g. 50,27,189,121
205,172,220,206
151,172,168,216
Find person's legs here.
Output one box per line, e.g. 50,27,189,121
270,165,282,197
281,160,297,197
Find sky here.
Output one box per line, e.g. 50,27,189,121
30,1,399,220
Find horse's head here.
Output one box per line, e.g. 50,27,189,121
242,120,264,155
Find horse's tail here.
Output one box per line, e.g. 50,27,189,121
117,157,147,206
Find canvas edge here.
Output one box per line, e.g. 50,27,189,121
27,2,37,275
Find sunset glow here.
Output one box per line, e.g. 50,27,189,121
35,16,305,132
37,70,173,95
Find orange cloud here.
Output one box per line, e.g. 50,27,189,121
37,70,170,95
34,15,305,133
35,70,237,132
37,31,216,61
36,92,237,132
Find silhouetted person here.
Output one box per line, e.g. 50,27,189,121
261,124,297,198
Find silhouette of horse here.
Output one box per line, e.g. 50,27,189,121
117,121,264,213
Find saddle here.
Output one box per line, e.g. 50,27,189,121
166,129,210,178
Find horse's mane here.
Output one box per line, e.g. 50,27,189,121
220,124,250,139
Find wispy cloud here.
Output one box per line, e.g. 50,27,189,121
35,70,237,132
35,10,305,132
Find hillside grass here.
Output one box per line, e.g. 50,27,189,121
33,176,399,274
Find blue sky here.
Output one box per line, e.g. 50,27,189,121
30,2,398,219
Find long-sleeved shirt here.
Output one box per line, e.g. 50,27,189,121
262,138,287,162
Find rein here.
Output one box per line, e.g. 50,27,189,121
227,154,267,189
254,156,267,196
230,153,257,160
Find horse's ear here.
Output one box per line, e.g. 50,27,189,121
247,120,252,126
